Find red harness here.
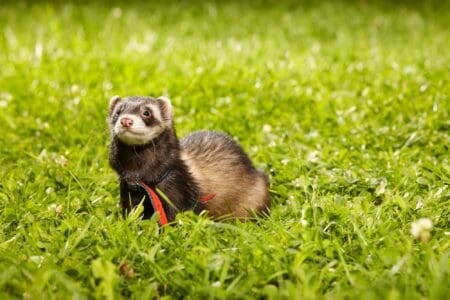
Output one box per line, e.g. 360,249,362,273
138,181,215,226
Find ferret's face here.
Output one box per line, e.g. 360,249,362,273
108,96,173,146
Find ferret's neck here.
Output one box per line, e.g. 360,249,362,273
110,128,180,183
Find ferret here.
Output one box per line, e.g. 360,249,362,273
108,95,270,222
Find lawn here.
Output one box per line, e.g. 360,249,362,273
0,0,449,299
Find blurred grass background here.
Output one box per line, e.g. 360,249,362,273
0,1,449,299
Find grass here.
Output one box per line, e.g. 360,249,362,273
0,0,449,299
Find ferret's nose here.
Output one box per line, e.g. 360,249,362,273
120,117,134,128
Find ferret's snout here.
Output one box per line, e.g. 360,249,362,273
120,117,134,128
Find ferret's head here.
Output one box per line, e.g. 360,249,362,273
108,96,173,146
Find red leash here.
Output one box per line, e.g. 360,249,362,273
139,181,216,226
139,181,169,226
199,194,216,203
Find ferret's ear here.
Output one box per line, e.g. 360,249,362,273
157,96,173,118
109,95,121,116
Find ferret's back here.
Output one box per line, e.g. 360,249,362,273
181,131,253,168
180,131,270,219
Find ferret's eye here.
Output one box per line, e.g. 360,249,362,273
141,109,151,118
